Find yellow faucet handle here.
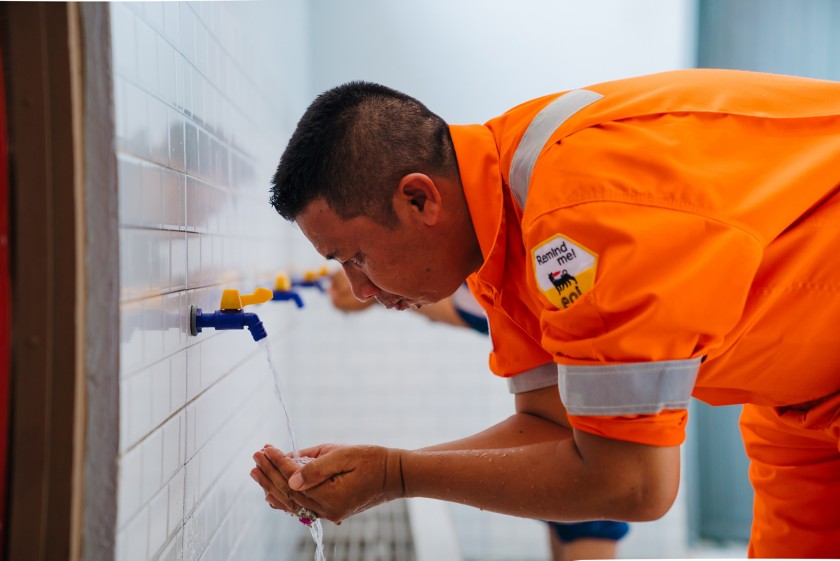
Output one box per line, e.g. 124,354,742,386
241,287,273,307
274,273,292,291
220,287,273,310
297,265,329,283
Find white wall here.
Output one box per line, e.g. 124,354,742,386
310,0,697,123
112,2,313,560
295,2,698,560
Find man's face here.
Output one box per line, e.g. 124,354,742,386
296,198,450,310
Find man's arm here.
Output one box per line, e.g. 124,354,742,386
256,384,680,524
400,384,679,522
400,427,679,523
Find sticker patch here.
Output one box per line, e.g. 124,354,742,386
532,235,597,309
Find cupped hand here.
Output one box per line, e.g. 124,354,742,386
250,444,323,519
285,443,406,523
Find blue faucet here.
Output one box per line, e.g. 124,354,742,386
190,288,273,342
290,266,329,294
272,273,305,308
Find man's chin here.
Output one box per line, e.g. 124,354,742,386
377,296,425,311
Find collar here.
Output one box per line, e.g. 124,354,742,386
449,124,506,292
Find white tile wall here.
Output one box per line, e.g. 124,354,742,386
114,2,310,560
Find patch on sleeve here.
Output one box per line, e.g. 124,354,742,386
532,234,598,309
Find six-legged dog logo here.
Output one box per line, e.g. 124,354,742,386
532,234,596,309
549,270,577,294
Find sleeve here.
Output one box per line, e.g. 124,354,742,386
524,201,764,446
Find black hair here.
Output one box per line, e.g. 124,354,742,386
270,81,457,226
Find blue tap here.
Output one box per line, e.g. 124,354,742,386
272,273,305,308
189,288,272,342
291,279,325,293
291,266,329,294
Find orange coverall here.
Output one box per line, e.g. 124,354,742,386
449,69,840,557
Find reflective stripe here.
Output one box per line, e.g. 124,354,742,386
509,89,603,210
506,362,558,394
509,89,697,415
558,358,701,415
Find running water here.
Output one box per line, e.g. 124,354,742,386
259,338,301,458
258,339,326,561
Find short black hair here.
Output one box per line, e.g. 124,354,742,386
270,81,457,226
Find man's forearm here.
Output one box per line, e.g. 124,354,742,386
420,412,573,452
402,429,680,523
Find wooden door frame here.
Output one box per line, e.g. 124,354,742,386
2,4,118,560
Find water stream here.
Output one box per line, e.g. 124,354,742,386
258,339,326,561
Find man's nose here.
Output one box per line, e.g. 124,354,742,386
344,267,379,301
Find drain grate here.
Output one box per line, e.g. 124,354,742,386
294,500,416,561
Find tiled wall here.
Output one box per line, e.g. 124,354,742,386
112,2,311,560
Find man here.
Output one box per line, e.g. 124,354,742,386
251,69,840,557
327,270,631,561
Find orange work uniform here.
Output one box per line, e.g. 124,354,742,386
449,69,840,557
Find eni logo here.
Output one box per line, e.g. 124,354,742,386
532,235,597,309
549,269,576,292
549,270,583,308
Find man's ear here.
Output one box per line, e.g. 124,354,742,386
394,173,442,226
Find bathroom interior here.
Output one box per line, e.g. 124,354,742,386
2,1,838,560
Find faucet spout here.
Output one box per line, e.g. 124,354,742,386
190,306,268,342
291,266,329,293
272,290,304,308
272,273,305,307
189,288,273,342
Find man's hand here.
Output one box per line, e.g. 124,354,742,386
250,445,323,517
251,443,405,524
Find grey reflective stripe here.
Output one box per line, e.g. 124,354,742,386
558,358,701,415
509,89,604,210
506,362,558,394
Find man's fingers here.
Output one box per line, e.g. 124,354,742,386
252,450,300,508
288,461,331,491
250,467,295,512
298,444,336,458
262,446,302,478
250,465,326,519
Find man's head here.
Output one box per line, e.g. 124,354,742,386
270,82,482,310
270,81,457,226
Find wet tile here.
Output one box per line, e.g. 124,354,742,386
177,3,196,63
136,19,159,96
110,4,137,82
168,109,186,171
162,2,180,50
157,37,177,107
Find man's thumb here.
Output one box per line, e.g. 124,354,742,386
288,472,304,490
289,464,320,491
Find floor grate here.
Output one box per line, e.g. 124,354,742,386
294,500,416,561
